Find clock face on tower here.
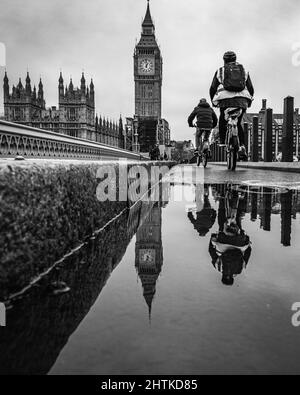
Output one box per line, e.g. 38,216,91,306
139,249,156,265
138,57,155,75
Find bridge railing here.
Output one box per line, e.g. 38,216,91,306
0,120,146,161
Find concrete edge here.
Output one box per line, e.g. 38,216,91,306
211,162,300,174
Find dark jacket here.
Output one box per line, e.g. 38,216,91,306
188,206,217,237
209,64,254,109
188,102,218,129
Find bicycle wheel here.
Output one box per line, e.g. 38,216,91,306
231,150,237,171
227,149,232,170
202,152,208,168
197,154,201,167
227,137,238,171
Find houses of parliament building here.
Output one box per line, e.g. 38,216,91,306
2,1,171,155
3,71,124,148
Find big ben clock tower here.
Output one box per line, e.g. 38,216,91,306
134,0,163,152
135,203,163,320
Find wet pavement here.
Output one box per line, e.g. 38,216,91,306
199,163,300,185
0,164,300,375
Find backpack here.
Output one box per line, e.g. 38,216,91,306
222,64,246,92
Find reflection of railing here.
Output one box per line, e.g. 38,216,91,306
211,183,298,247
0,120,144,160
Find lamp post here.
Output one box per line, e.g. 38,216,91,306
295,126,299,159
133,116,140,153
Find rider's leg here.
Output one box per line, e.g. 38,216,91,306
198,130,204,153
195,129,201,152
204,130,211,157
204,130,211,142
237,109,248,158
218,109,227,145
237,109,246,145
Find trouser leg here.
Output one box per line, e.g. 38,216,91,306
195,130,201,149
204,130,211,141
237,110,246,146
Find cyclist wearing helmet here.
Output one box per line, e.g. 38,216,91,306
187,184,217,237
188,98,218,158
209,51,254,159
209,185,252,286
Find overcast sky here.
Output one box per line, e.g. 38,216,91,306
1,0,300,140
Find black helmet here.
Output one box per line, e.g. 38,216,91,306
223,51,237,63
222,275,234,286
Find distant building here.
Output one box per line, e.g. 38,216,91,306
3,71,124,148
171,140,194,162
133,1,170,154
158,119,171,146
244,99,300,160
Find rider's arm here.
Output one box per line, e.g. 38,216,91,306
211,108,218,128
188,109,197,127
209,71,220,102
187,211,196,225
209,240,219,267
243,246,252,267
246,74,254,97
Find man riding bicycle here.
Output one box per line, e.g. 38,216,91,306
209,184,252,286
209,51,254,160
187,184,217,237
188,98,218,158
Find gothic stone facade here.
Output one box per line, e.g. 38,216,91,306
3,71,124,148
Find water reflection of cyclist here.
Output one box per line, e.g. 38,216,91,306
188,184,217,237
209,185,252,285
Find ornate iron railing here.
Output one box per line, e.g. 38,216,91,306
0,120,144,161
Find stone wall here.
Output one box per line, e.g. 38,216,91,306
0,159,174,299
0,200,157,374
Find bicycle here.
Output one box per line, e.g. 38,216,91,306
224,108,243,171
193,126,211,168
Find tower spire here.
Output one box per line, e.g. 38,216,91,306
38,77,43,98
81,72,86,92
3,71,9,100
59,71,64,99
142,0,155,34
25,71,32,95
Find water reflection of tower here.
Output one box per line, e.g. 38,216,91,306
281,191,293,247
135,203,163,319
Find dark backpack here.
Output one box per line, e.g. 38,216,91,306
222,64,246,92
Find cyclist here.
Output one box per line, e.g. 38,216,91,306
209,51,254,160
188,98,218,158
187,184,217,237
209,184,252,285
